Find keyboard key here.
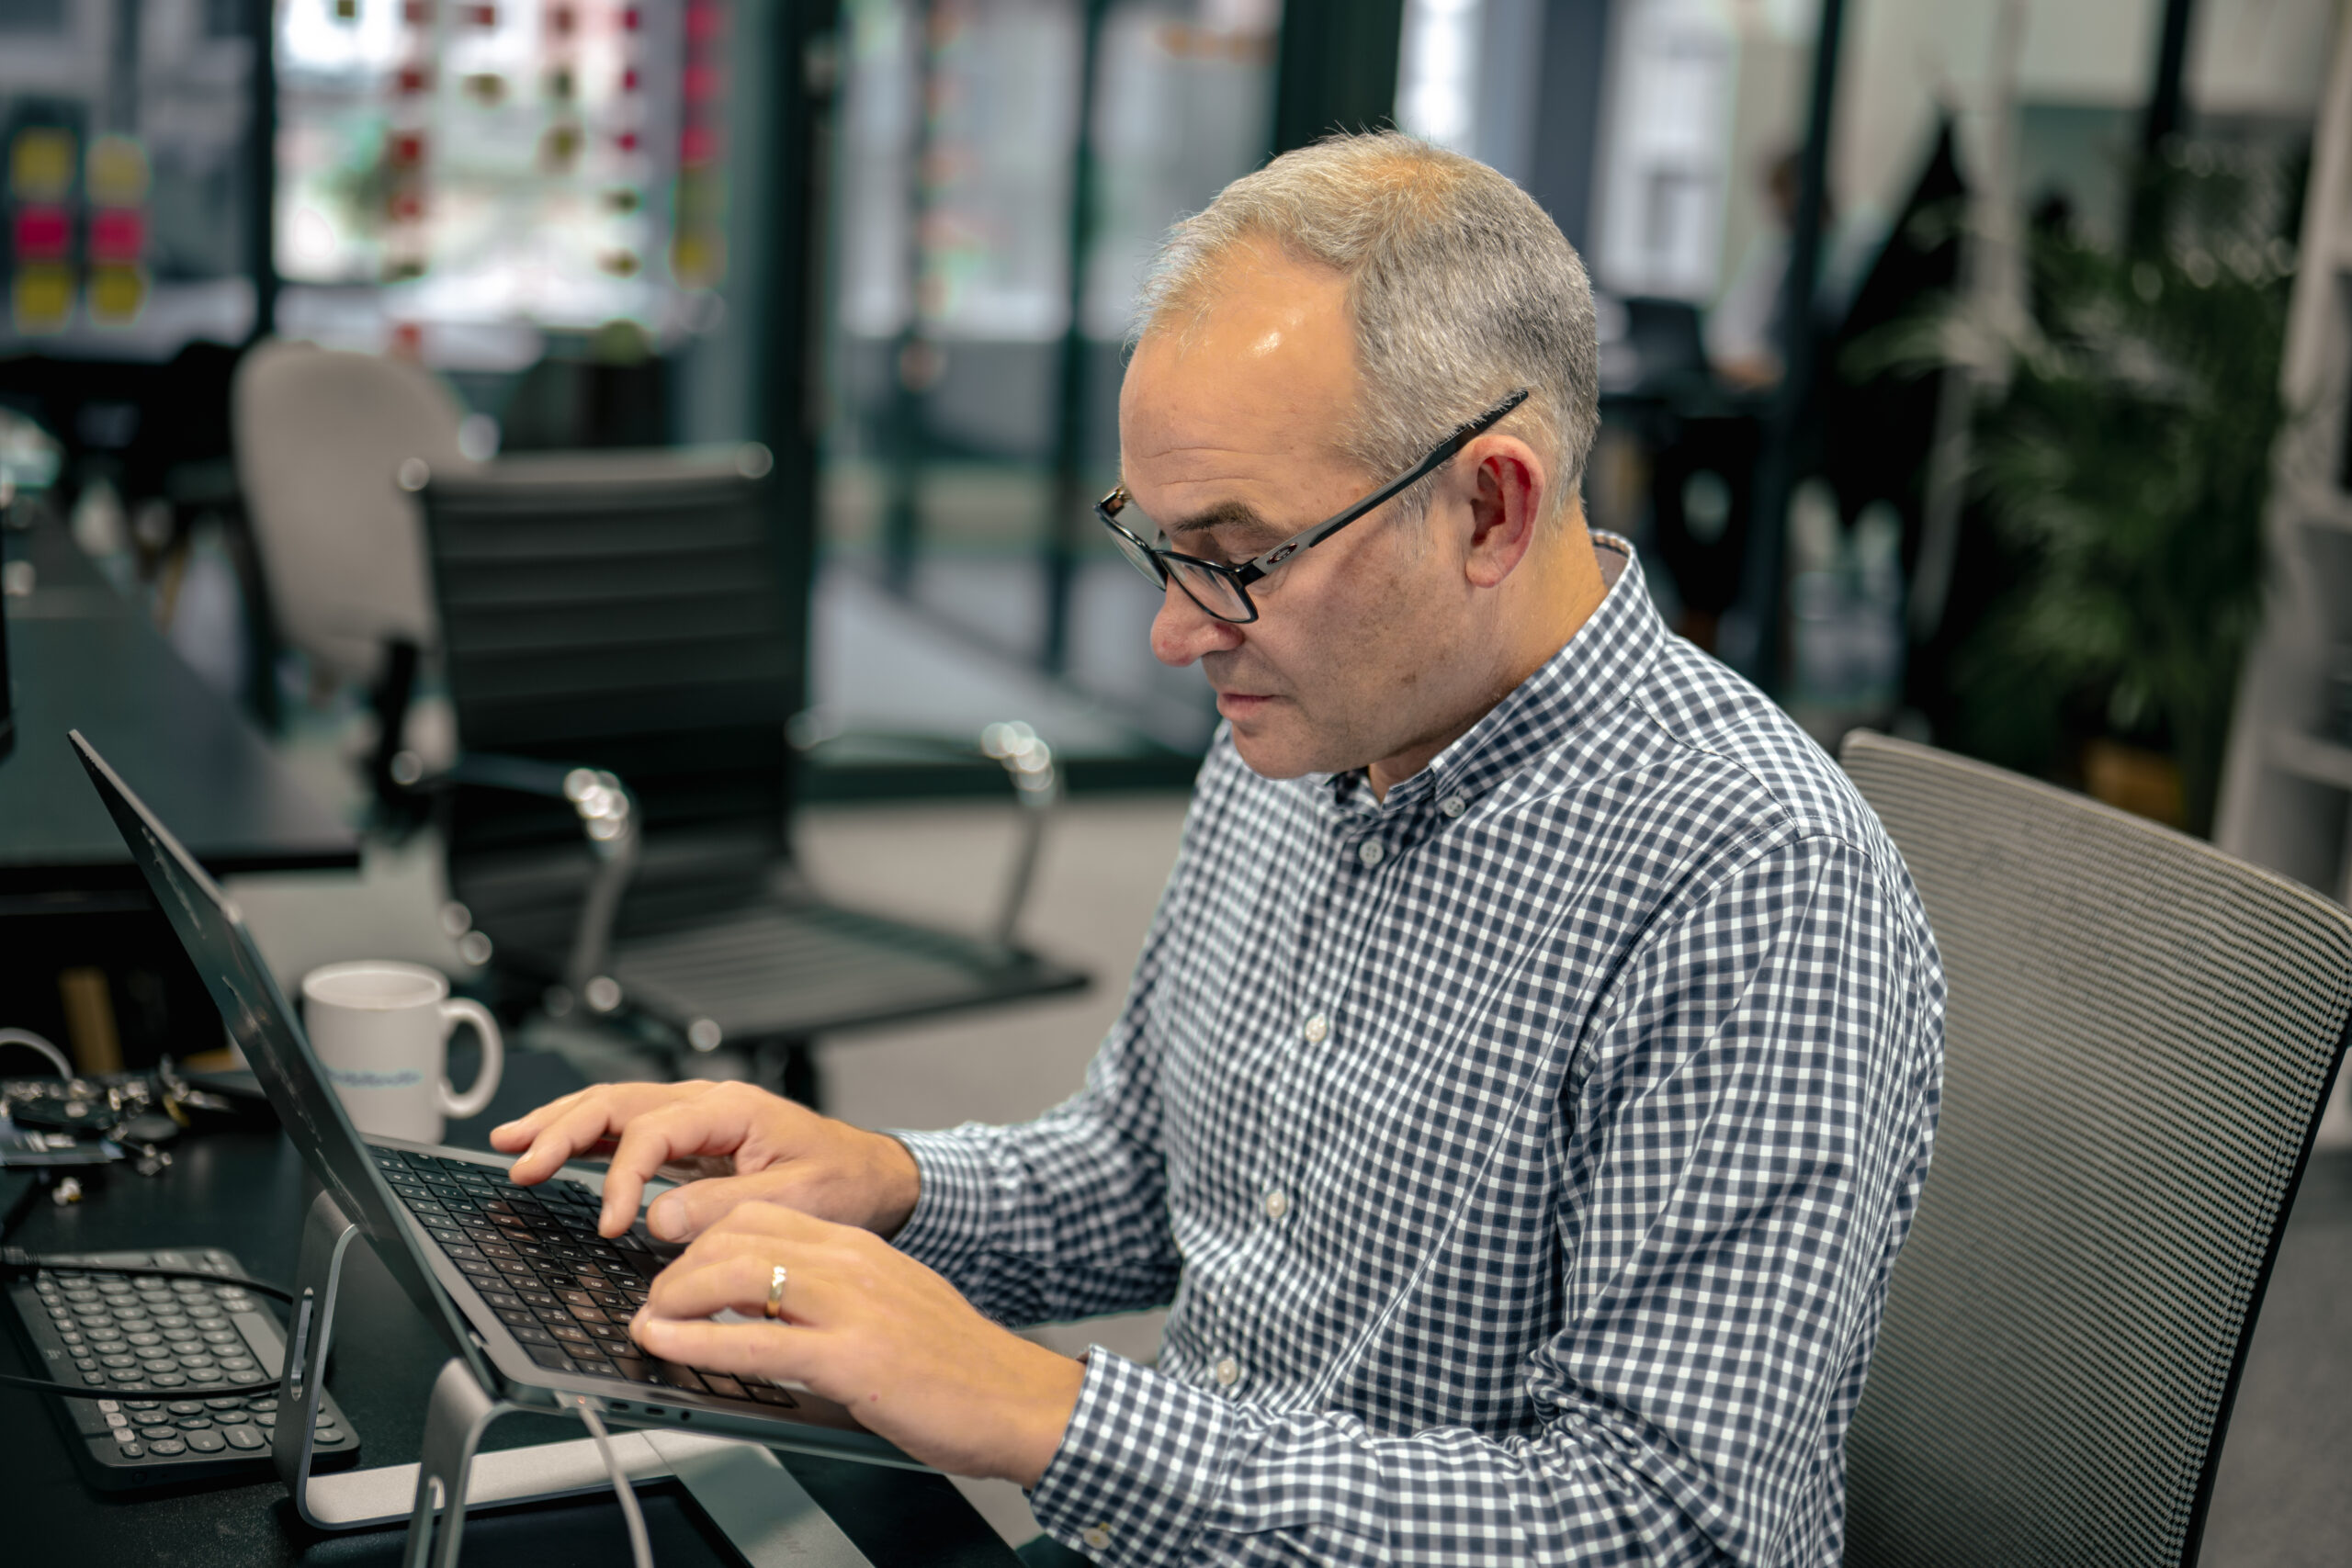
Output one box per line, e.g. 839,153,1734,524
224,1426,266,1450
608,1355,659,1383
174,1416,214,1429
145,1438,187,1456
746,1385,799,1407
652,1361,707,1393
568,1355,617,1379
697,1373,748,1401
205,1396,245,1409
167,1401,205,1416
185,1429,227,1452
526,1344,573,1371
506,1322,555,1345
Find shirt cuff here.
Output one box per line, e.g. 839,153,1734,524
1027,1348,1236,1567
882,1127,998,1278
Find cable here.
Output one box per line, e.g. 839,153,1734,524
0,1370,282,1400
0,1029,74,1078
0,1248,292,1303
570,1395,655,1568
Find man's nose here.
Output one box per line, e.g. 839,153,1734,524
1150,579,1243,668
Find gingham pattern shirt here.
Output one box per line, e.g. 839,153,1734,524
894,538,1944,1566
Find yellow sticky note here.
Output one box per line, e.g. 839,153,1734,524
86,134,150,206
10,128,75,200
12,264,74,333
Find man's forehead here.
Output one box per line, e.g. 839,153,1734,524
1121,247,1357,469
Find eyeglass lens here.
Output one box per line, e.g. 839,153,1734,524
1104,506,1253,621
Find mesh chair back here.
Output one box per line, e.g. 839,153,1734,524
418,447,799,907
1838,731,2352,1568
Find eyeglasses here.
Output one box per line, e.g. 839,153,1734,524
1095,388,1532,625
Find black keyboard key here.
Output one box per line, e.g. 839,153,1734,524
652,1361,707,1393
746,1384,799,1407
608,1355,660,1383
697,1373,748,1401
568,1355,617,1379
525,1343,573,1371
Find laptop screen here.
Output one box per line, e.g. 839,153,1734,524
71,729,496,1386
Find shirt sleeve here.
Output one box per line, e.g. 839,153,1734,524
1023,832,1943,1566
885,757,1235,1326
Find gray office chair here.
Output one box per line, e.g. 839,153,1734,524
1838,731,2352,1568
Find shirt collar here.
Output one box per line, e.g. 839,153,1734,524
1317,533,1661,819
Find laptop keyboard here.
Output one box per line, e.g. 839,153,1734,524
371,1146,797,1408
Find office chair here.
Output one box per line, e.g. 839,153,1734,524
232,340,473,792
405,446,1087,1106
1837,731,2352,1568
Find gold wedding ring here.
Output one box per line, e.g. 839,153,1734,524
763,1263,788,1321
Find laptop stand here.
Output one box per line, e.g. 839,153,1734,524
270,1189,878,1568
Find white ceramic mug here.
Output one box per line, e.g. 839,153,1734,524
300,961,503,1144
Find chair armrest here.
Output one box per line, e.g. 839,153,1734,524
407,750,640,1009
791,716,1060,947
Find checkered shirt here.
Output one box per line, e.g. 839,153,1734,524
893,537,1944,1566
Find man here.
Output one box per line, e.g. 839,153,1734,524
492,132,1943,1564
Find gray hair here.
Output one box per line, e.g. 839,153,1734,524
1131,130,1600,525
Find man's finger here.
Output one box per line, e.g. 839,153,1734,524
507,1097,637,1187
642,1240,848,1325
488,1087,594,1152
600,1094,775,1235
643,1168,827,1242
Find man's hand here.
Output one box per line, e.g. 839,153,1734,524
631,1201,1085,1486
488,1081,922,1243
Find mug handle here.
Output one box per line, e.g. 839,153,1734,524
436,998,505,1121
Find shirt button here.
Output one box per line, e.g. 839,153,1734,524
1357,839,1385,867
1215,1357,1238,1387
1439,794,1466,818
1302,1012,1329,1043
1263,1189,1289,1220
1082,1525,1113,1551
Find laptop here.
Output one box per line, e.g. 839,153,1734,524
70,729,912,1467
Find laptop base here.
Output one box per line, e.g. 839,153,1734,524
275,1190,876,1567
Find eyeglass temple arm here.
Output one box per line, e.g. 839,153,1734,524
1247,389,1532,574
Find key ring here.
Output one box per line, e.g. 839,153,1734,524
763,1263,789,1320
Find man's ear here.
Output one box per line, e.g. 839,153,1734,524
1463,439,1544,590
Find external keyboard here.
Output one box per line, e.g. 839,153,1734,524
3,1246,360,1490
371,1145,797,1408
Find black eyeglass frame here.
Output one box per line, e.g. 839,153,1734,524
1095,387,1533,625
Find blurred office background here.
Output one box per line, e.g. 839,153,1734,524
4,0,2351,1554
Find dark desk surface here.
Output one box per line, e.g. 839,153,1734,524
0,522,356,894
0,1048,1018,1565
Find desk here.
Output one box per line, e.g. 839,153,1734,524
0,521,356,895
0,1047,1019,1565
